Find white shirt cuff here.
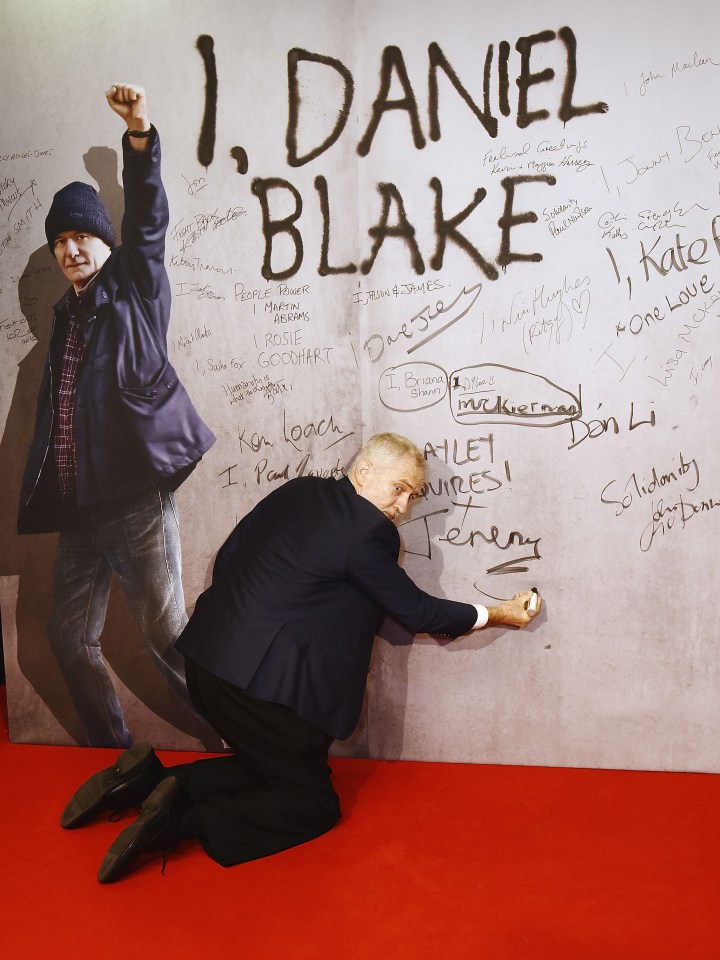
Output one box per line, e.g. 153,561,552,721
472,604,489,629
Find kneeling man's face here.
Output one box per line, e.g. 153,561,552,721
354,456,425,522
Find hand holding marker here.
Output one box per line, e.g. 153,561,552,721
529,587,539,614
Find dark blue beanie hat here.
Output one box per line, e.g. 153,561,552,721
45,181,116,252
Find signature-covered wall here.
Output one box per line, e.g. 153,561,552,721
1,0,719,770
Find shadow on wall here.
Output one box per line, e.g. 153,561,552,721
0,148,215,748
0,239,74,741
366,453,514,759
365,457,458,759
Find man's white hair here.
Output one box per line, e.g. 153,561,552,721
350,433,424,471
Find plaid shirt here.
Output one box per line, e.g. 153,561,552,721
53,297,86,501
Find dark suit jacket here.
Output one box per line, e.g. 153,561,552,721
176,476,477,739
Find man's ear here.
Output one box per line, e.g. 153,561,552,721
354,457,372,486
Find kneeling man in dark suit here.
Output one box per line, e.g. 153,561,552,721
60,432,542,882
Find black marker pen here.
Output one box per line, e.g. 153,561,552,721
529,586,539,613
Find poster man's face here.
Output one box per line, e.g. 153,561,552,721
353,455,425,522
53,230,111,292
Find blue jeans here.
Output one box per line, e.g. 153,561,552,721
49,487,194,747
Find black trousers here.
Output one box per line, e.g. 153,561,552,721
170,659,341,866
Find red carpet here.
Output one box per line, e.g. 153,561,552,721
1,686,718,960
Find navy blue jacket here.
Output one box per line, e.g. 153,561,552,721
18,128,215,533
176,476,478,740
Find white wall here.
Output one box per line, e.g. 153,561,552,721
2,0,719,770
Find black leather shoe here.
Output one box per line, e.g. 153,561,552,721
97,777,181,884
60,742,165,829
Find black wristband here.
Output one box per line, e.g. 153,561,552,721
127,128,152,138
